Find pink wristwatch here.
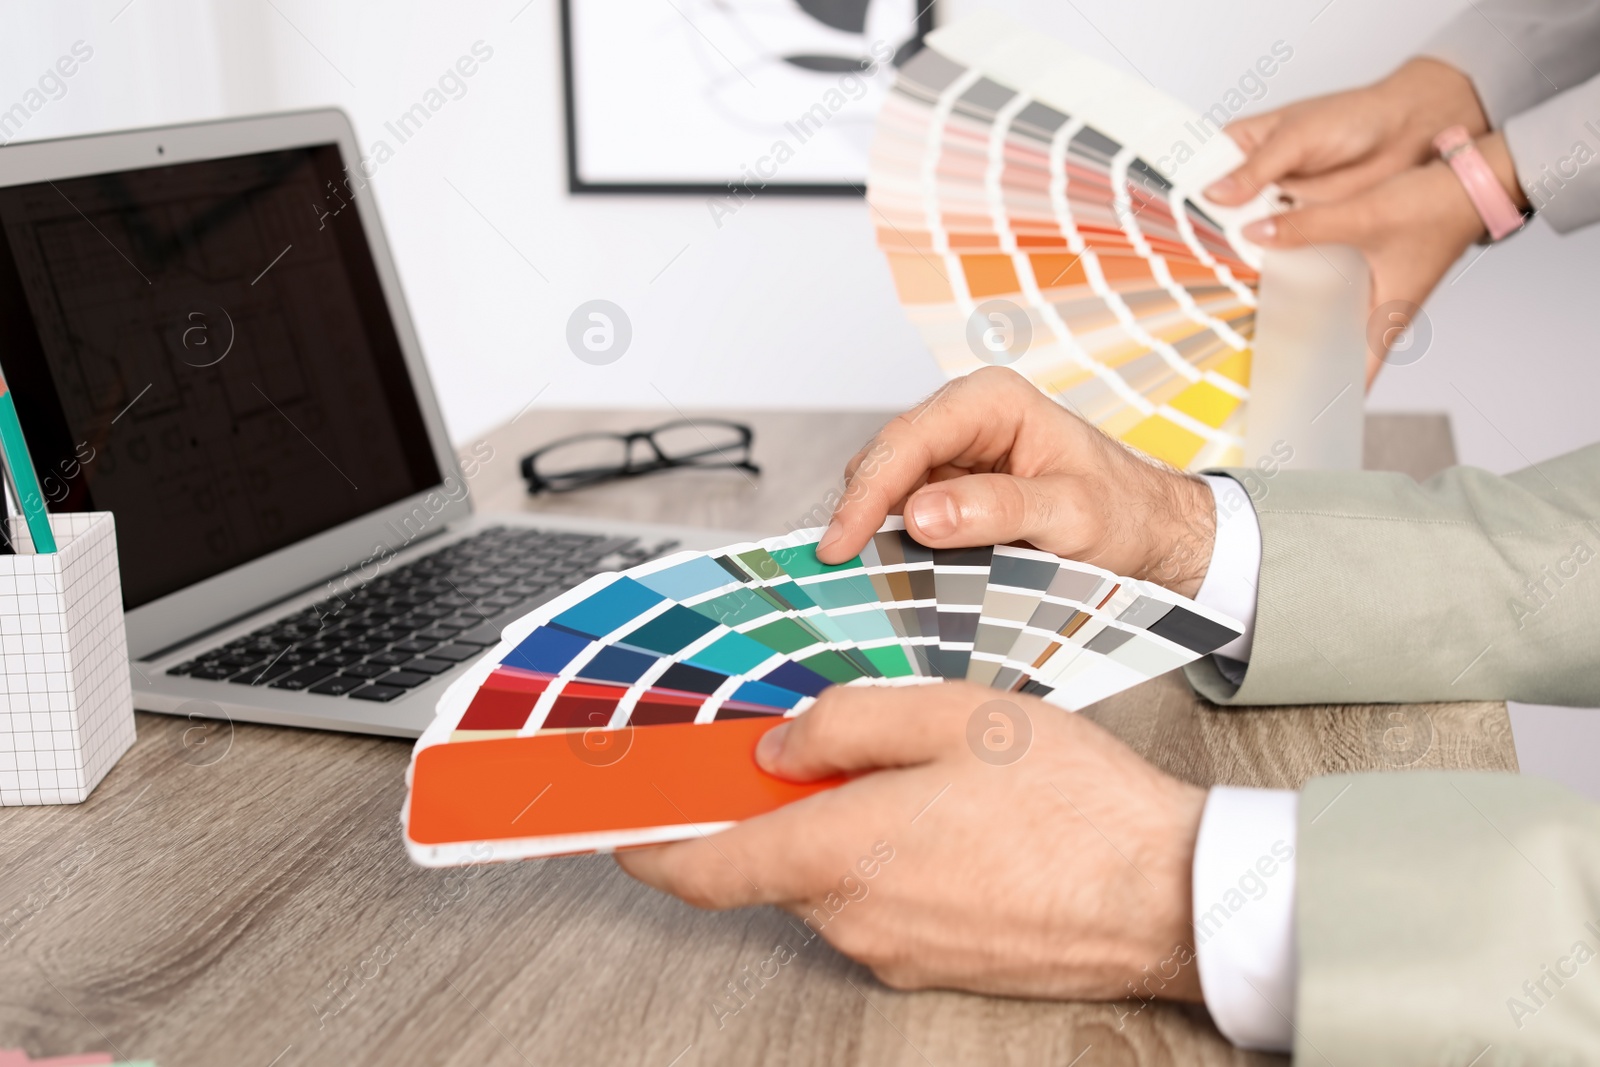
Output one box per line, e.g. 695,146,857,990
1434,125,1526,241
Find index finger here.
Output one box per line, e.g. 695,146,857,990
1217,109,1281,157
818,368,1039,563
614,768,912,910
617,682,983,906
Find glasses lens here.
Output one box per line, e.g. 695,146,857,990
650,422,748,466
530,434,629,488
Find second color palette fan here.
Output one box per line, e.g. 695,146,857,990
866,11,1277,470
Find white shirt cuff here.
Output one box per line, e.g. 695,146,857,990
1192,786,1299,1051
1195,475,1262,662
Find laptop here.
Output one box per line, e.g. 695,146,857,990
0,109,730,737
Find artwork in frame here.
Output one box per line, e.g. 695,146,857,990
560,0,936,195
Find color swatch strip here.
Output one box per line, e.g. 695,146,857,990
403,521,1242,867
867,12,1277,470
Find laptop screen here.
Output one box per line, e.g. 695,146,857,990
0,143,443,609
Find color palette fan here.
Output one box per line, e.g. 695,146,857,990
866,11,1277,469
402,521,1241,866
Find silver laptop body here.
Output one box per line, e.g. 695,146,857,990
0,109,727,737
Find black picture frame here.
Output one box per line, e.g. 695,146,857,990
560,0,937,196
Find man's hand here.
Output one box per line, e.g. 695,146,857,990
814,367,1217,598
616,683,1206,1002
1204,57,1486,208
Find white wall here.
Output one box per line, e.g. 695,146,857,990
0,0,1460,438
3,0,1595,793
11,0,1594,470
208,0,949,443
9,0,1596,467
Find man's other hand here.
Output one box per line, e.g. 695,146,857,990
616,683,1206,1003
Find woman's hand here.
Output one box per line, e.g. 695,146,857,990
1241,133,1523,385
1205,57,1487,208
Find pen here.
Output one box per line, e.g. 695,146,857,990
0,367,56,553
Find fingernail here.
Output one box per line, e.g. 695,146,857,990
1243,218,1277,243
756,722,791,769
907,490,959,538
1205,176,1238,200
816,521,844,556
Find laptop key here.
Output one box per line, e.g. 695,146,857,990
231,660,296,685
402,657,454,676
391,639,436,655
271,664,338,690
453,618,508,646
426,644,481,663
309,675,368,696
377,670,431,689
367,650,412,666
188,663,241,681
342,662,390,679
348,684,407,702
452,594,565,646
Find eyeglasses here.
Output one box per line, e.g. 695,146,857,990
520,419,760,494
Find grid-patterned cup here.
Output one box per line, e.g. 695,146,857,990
0,512,135,805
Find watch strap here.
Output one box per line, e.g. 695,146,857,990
1434,125,1526,241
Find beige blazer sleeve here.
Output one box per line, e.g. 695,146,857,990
1423,0,1600,232
1295,771,1600,1062
1184,443,1600,707
1501,76,1600,231
1422,0,1600,126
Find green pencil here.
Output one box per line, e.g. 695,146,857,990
0,367,56,553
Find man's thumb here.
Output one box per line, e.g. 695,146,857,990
903,473,1059,548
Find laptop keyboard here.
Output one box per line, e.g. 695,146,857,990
166,526,671,703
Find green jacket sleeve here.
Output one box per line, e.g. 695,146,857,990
1184,444,1600,706
1296,772,1600,1063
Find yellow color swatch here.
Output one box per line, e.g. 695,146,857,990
1209,347,1252,386
1121,415,1206,468
1167,380,1242,429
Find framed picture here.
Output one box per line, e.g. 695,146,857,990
560,0,936,195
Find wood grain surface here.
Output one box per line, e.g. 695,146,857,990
0,411,1513,1067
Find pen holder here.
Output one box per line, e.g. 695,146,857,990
0,512,135,805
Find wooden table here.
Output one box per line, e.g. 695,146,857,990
0,411,1515,1067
